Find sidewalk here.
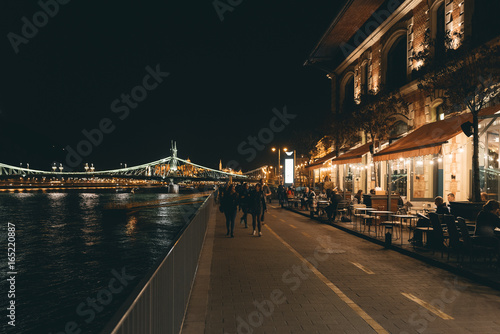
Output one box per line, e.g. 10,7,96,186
286,205,500,290
182,204,500,333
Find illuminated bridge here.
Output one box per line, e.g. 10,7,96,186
0,142,266,182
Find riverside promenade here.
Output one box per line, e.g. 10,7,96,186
181,204,500,334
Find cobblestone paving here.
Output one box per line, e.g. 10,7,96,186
183,204,500,334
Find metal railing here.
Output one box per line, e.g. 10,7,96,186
100,192,216,334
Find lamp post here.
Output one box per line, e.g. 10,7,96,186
271,147,287,183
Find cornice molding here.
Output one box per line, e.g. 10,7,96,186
335,0,422,76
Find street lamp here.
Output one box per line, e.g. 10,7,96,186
271,147,288,183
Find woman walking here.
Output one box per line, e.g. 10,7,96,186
238,183,250,228
249,183,266,236
222,184,239,237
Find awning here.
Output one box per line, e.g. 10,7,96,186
331,142,372,165
373,104,500,162
306,151,336,170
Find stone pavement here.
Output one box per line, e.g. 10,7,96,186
182,203,500,334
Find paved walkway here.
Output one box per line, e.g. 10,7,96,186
182,204,500,333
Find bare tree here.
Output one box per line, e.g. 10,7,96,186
352,89,409,187
413,33,500,202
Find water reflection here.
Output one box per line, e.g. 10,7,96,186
126,215,138,236
0,192,206,334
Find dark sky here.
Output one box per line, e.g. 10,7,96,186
0,0,342,172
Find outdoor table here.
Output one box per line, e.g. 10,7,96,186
412,207,435,215
354,208,376,232
414,226,434,245
392,214,418,246
369,211,394,237
354,207,376,220
354,207,376,213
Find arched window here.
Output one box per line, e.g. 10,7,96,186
341,74,355,111
431,102,445,122
386,36,407,90
389,120,408,137
360,62,369,95
435,2,446,56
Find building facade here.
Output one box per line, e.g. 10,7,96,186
305,0,500,202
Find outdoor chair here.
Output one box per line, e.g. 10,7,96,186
443,214,461,262
457,217,498,263
336,201,349,222
428,213,448,257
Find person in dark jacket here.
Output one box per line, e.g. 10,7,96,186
326,189,343,222
221,185,239,237
363,189,376,208
249,183,266,236
434,196,449,214
238,183,250,228
411,196,450,246
277,182,285,208
475,200,500,238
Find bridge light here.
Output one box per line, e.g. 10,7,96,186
271,147,276,152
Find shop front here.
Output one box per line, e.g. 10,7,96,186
373,104,500,203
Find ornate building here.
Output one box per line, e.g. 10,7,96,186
305,0,500,202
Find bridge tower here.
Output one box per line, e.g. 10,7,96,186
170,140,178,171
168,141,180,194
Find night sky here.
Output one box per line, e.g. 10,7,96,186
0,1,342,172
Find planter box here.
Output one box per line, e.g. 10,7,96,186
449,201,484,220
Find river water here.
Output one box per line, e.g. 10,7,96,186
0,192,207,334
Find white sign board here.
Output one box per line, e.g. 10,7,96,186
284,158,294,185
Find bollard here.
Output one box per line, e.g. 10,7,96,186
385,231,392,248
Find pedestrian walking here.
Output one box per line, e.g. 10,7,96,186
249,183,266,236
259,179,270,223
277,182,285,208
238,183,250,228
221,184,239,237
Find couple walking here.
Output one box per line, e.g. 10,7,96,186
220,182,267,237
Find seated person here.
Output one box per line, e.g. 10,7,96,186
326,189,343,222
411,196,449,246
475,200,500,238
353,190,363,204
435,196,450,215
481,192,489,202
447,192,455,214
363,189,376,208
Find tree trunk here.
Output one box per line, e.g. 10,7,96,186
335,145,340,188
371,134,379,188
472,112,481,202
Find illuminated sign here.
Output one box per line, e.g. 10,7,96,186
284,151,294,185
